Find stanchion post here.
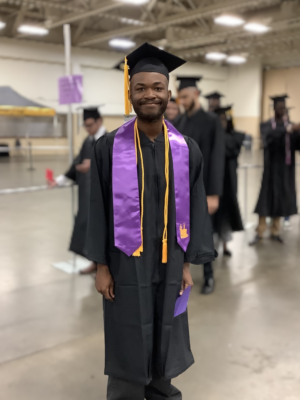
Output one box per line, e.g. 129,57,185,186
244,166,248,226
63,24,76,271
27,141,35,171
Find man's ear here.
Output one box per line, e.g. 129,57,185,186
168,90,172,101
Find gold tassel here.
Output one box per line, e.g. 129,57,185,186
124,57,132,116
162,121,170,264
162,239,168,264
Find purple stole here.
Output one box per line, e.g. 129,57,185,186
112,118,190,257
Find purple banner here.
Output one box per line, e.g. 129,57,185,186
58,75,83,105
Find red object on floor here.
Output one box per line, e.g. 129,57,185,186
46,168,54,182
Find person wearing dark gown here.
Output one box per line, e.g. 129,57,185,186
176,77,225,295
49,107,106,274
165,97,181,126
204,91,224,112
214,106,245,256
250,95,300,245
84,43,215,400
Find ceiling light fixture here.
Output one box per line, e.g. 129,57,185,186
205,52,227,61
214,15,245,27
109,38,136,49
18,25,49,35
226,55,247,64
244,22,270,33
0,21,6,30
116,0,150,5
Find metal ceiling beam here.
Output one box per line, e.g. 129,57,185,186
11,3,27,36
77,0,280,47
44,1,123,30
178,29,300,59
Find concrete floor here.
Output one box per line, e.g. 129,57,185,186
1,152,300,400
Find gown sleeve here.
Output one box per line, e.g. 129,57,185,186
206,116,225,196
84,136,109,265
225,131,245,159
261,122,286,148
184,138,216,265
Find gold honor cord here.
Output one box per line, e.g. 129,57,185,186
124,57,132,116
132,119,170,264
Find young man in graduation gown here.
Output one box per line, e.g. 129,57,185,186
250,95,300,245
165,97,181,126
49,108,107,274
204,91,224,112
84,43,215,400
176,77,225,295
213,106,244,256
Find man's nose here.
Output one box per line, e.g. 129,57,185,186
144,88,156,98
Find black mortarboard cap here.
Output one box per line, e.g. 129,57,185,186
270,94,289,104
177,76,202,91
82,107,101,121
204,91,224,100
214,105,232,115
126,43,185,80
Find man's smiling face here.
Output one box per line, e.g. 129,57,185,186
130,72,171,123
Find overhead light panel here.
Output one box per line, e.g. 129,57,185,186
18,25,49,36
0,21,6,30
205,52,227,61
116,0,150,4
214,15,245,27
109,38,136,49
244,22,270,34
226,55,247,64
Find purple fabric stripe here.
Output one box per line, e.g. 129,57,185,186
165,120,190,252
112,117,141,256
112,118,190,256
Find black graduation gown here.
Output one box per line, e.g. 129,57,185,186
176,108,225,196
65,136,96,256
254,120,300,217
214,130,245,236
84,128,215,385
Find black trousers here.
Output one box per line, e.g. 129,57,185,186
203,261,213,279
107,376,182,400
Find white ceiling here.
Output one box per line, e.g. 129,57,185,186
1,0,300,69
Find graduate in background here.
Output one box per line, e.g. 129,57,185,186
165,97,181,126
48,107,107,274
213,105,245,256
85,43,215,400
250,95,300,245
176,77,225,295
204,91,224,112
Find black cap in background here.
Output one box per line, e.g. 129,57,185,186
126,42,186,80
270,94,289,105
80,107,101,121
176,76,202,91
204,91,224,100
214,105,232,115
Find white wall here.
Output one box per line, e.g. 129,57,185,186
227,59,262,118
0,37,262,122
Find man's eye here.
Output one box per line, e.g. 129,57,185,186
155,87,163,91
137,87,144,91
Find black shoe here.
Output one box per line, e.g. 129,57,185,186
270,235,284,243
224,249,232,257
249,235,262,246
201,277,215,295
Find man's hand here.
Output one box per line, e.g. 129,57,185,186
180,263,193,295
47,180,58,189
207,195,219,215
292,123,300,132
95,264,115,302
76,159,91,174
